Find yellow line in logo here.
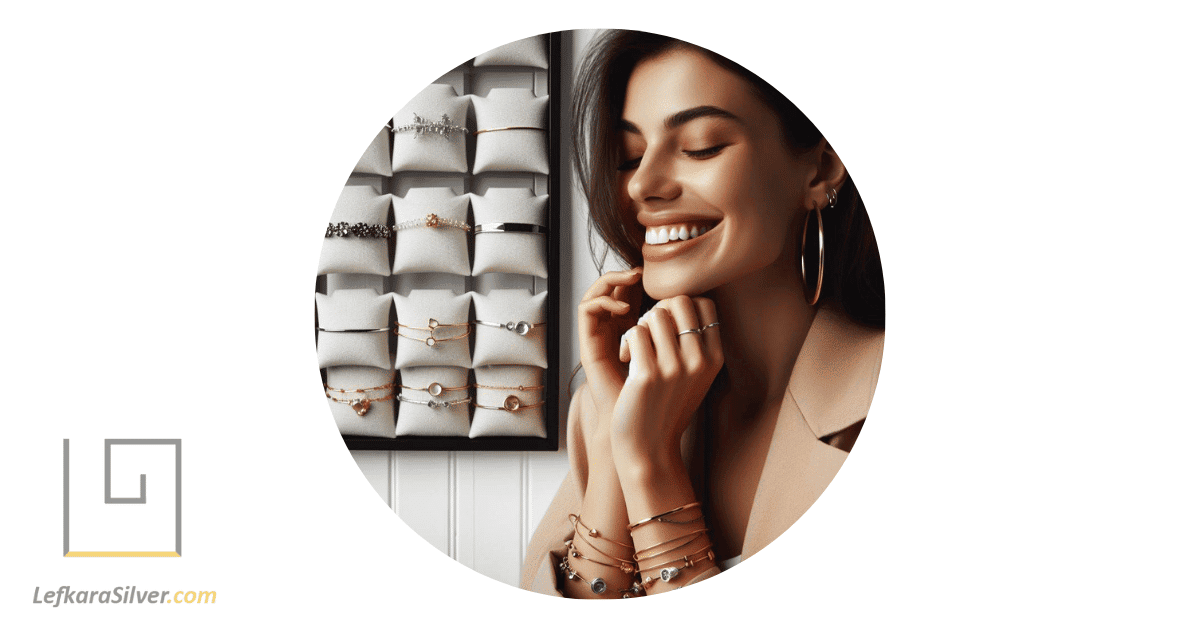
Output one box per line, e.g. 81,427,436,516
65,552,181,557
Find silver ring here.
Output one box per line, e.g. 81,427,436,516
701,322,720,331
677,328,702,337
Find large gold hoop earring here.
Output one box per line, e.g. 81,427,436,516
801,190,836,305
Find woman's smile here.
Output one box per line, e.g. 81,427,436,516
640,219,722,262
618,47,813,299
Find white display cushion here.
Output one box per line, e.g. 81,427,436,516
392,188,471,276
316,289,393,369
472,34,549,69
326,366,396,438
472,89,549,174
392,83,469,173
353,126,391,176
472,289,548,368
471,188,548,278
317,186,392,276
395,366,471,437
469,365,546,438
394,290,473,369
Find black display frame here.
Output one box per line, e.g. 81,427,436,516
324,32,563,452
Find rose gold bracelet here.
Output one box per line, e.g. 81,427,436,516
398,382,469,397
571,536,637,574
569,513,634,549
640,546,716,588
324,383,395,417
473,383,545,391
627,502,702,531
633,530,707,563
394,319,471,346
471,397,545,412
557,554,614,596
567,540,635,574
639,544,715,573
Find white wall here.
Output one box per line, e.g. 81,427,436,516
347,30,618,589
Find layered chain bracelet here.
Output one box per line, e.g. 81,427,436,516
325,382,396,417
394,319,471,346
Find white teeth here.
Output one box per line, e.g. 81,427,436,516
644,223,715,245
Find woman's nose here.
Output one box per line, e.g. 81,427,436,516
626,150,681,204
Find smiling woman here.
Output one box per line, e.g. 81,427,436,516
520,30,885,598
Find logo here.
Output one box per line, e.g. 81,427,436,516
62,439,182,557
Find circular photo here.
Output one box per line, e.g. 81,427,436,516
313,29,884,598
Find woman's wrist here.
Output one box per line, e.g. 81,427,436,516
610,433,683,480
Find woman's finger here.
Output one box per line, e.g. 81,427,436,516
655,296,706,372
692,297,723,363
645,307,682,376
582,267,642,301
623,324,655,382
579,295,630,318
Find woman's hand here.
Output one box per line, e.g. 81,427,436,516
611,296,724,472
577,268,643,448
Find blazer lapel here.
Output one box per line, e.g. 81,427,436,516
741,308,884,558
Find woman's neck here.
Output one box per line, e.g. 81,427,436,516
707,258,815,413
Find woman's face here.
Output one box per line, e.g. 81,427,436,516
618,47,818,299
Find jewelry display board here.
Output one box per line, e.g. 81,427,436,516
315,33,561,451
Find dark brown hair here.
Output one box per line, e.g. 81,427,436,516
572,30,884,328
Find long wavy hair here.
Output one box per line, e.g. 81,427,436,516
572,30,884,328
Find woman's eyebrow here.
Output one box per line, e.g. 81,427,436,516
664,105,740,130
619,105,741,136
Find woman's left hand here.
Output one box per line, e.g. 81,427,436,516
609,296,724,471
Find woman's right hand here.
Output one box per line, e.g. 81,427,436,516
577,267,643,445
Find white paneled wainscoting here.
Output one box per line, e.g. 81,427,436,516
350,449,570,587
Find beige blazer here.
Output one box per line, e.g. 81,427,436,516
519,307,885,595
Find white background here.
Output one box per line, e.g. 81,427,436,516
2,1,1198,626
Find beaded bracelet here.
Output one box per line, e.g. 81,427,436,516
325,222,391,238
394,213,471,233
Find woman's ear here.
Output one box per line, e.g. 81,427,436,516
808,139,847,210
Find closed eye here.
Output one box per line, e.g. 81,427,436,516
683,144,729,159
617,157,642,171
